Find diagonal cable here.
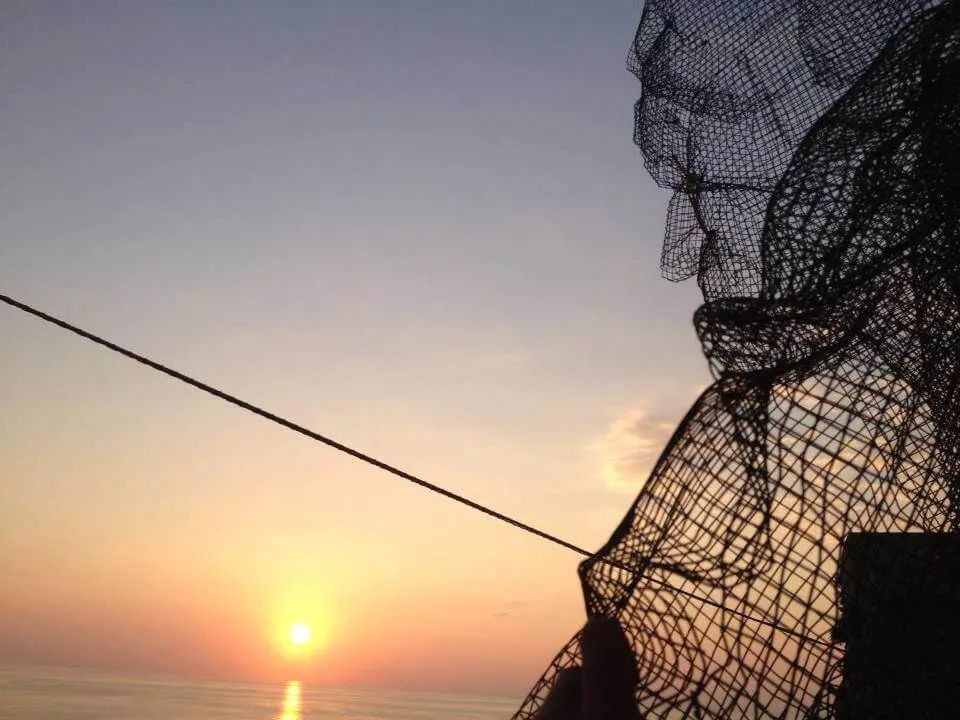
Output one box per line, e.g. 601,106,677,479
0,291,836,649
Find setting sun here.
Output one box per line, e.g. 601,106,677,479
272,595,332,661
289,623,312,647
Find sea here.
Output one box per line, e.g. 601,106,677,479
0,665,519,720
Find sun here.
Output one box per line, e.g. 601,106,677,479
272,600,331,657
289,622,312,647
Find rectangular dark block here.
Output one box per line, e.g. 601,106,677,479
835,533,960,720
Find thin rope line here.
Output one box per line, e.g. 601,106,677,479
0,292,837,650
0,293,586,555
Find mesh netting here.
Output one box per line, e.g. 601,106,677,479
515,0,960,717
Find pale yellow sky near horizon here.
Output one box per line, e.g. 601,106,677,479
0,0,709,695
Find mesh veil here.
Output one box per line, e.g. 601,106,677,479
515,1,960,717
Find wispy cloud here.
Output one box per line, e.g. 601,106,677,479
492,600,529,619
590,408,677,493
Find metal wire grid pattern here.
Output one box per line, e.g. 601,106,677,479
516,1,960,717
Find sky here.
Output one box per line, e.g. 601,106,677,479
0,0,708,697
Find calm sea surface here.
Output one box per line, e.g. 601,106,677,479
0,665,518,720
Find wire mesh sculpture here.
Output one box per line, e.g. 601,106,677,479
515,0,960,717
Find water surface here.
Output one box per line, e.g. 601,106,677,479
0,665,518,719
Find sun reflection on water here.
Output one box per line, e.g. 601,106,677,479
277,680,301,720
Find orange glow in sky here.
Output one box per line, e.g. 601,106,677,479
0,0,707,699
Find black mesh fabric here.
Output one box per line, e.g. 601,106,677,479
515,1,960,717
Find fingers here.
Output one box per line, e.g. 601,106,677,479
579,617,641,720
532,618,641,720
533,667,582,720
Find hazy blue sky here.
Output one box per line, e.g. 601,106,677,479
0,0,708,694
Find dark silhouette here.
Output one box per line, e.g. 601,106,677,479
533,619,642,720
833,534,960,719
517,1,960,717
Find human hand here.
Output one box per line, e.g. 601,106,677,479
534,617,642,720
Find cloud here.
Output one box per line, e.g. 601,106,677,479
492,600,529,619
591,408,677,493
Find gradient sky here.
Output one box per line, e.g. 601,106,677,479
0,0,708,697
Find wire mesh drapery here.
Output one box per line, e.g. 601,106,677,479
516,1,960,717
